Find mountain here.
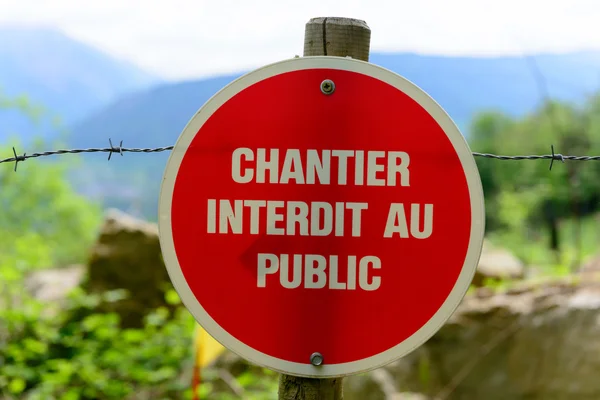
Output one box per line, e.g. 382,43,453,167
70,51,600,149
68,51,600,219
66,75,239,217
69,75,238,149
0,27,161,141
369,51,600,130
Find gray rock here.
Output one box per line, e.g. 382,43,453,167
206,277,600,399
83,208,174,328
354,277,600,400
472,240,524,286
24,264,85,302
344,368,429,400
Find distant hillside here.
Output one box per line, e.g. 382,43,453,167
370,51,600,129
68,51,600,219
0,27,161,141
70,51,600,149
69,75,237,148
66,75,238,217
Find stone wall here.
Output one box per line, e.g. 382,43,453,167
344,277,600,399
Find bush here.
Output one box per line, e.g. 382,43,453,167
0,262,279,399
0,271,197,400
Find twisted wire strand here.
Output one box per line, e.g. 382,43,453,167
1,140,599,172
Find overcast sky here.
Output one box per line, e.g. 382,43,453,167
0,0,598,80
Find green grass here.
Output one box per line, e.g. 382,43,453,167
487,214,599,277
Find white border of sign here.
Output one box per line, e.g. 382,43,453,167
158,56,485,378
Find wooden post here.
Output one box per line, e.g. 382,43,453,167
278,375,343,400
303,17,371,61
277,16,371,400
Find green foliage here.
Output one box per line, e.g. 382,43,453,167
0,90,48,126
0,264,278,399
198,368,278,400
1,93,102,268
0,92,282,399
470,91,600,270
418,353,431,391
0,264,197,399
488,213,600,272
0,138,102,267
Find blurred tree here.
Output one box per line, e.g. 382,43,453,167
469,111,516,230
470,90,600,267
0,93,102,268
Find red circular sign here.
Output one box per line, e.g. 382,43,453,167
159,57,484,378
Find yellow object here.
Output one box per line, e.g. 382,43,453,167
194,323,226,368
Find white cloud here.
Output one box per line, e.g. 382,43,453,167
0,0,598,80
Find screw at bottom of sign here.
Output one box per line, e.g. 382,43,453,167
310,352,324,366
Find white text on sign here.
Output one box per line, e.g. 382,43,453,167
231,148,410,186
206,200,433,239
204,147,435,290
257,254,381,290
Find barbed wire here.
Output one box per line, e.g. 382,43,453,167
0,139,174,171
474,145,600,170
1,140,600,172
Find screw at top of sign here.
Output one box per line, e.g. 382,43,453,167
320,79,335,95
310,352,324,366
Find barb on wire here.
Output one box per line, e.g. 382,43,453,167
11,147,26,172
2,140,600,172
108,138,124,161
549,145,564,171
